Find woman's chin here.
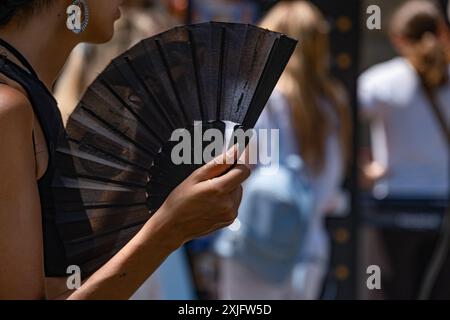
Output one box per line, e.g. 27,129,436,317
85,27,116,44
101,29,116,43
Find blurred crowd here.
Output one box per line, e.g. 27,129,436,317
54,0,450,300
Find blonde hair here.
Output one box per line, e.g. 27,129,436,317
259,1,351,174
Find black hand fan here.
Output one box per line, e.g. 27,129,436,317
51,22,297,277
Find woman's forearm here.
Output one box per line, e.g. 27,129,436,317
66,206,180,300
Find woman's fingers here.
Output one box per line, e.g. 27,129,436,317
161,145,249,245
209,164,250,194
192,145,238,182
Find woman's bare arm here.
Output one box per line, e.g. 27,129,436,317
0,86,46,299
358,118,388,190
0,87,250,300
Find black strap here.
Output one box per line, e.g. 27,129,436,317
417,78,450,300
422,84,450,146
0,38,38,78
0,37,58,104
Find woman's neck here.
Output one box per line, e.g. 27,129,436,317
0,7,79,90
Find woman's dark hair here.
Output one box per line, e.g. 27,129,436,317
0,0,52,27
390,0,448,89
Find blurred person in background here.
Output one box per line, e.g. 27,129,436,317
359,0,450,299
216,0,351,300
55,0,179,124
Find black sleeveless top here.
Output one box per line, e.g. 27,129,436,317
0,39,69,277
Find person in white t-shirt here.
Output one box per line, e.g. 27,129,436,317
358,0,450,299
359,1,449,199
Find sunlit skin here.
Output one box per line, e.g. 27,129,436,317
0,0,250,299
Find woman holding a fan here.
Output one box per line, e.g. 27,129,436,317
0,0,250,300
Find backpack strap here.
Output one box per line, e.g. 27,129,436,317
417,77,450,300
421,83,450,146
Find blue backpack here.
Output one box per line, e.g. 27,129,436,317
215,155,313,284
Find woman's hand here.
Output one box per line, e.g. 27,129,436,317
359,160,388,191
151,145,251,248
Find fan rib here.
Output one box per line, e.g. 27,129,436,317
120,57,178,132
72,173,145,189
68,202,147,211
188,28,205,120
234,27,259,117
79,105,156,158
154,38,190,124
56,147,148,187
58,145,140,174
55,204,147,224
64,219,148,246
216,26,226,120
68,110,154,169
66,138,149,173
97,79,165,145
244,35,297,129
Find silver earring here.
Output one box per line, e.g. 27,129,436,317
66,0,89,34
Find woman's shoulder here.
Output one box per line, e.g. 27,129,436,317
0,84,34,134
